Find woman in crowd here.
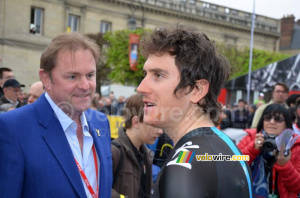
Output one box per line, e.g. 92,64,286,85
238,104,300,198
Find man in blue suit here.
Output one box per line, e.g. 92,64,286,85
0,33,112,197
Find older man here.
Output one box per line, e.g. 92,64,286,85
0,79,24,108
27,81,45,104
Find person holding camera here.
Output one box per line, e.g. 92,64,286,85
238,103,300,198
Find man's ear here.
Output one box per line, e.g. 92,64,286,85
191,79,209,104
131,116,140,129
39,69,51,91
3,87,8,94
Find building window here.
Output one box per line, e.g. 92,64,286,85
231,10,238,15
211,5,217,10
180,0,195,4
203,3,210,8
68,14,80,32
225,8,230,14
30,7,43,35
100,21,111,34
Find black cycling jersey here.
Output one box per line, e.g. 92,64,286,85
151,127,252,198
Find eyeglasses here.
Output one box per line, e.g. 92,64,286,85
8,87,21,93
274,90,287,94
263,114,285,123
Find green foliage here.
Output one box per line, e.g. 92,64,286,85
103,29,150,86
217,44,291,79
102,30,291,85
85,32,111,93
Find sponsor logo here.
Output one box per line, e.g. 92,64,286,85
166,141,199,169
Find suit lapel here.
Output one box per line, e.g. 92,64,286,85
35,95,86,198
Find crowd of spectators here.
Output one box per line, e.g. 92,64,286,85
220,82,300,132
1,27,299,198
0,67,46,113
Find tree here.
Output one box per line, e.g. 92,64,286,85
85,33,111,93
103,29,149,86
101,29,291,86
216,43,291,79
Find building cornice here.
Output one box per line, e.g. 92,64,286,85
99,0,280,38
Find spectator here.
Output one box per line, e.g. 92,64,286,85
152,132,173,169
17,90,27,106
238,104,300,197
27,81,45,104
293,99,300,135
256,100,264,109
90,95,100,110
0,103,15,113
247,104,257,128
251,82,289,128
137,25,252,197
254,92,266,105
232,99,249,129
111,93,163,198
0,79,25,108
115,96,126,115
104,97,116,115
219,108,232,130
109,91,117,108
97,97,106,113
146,132,174,183
94,92,101,101
109,91,116,102
0,32,112,197
286,94,300,108
0,67,14,97
286,94,300,123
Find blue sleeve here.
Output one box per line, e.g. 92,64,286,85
0,116,24,197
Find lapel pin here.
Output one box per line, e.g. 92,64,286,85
96,129,100,136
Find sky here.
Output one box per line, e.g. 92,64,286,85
203,0,300,21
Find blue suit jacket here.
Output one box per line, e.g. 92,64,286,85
0,94,112,197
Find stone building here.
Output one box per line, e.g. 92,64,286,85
0,0,281,90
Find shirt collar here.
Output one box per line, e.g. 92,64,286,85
6,97,19,107
45,93,89,132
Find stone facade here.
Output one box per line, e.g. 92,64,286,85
0,0,281,91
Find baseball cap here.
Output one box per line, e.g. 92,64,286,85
259,92,264,97
3,79,25,88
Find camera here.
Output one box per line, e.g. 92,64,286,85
262,134,277,153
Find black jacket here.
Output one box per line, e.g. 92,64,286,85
0,96,22,108
111,128,153,198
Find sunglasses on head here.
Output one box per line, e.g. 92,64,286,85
263,114,285,123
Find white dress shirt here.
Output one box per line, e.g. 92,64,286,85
45,93,99,198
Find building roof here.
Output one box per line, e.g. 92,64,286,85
291,24,300,49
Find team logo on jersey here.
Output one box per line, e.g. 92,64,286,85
166,141,199,169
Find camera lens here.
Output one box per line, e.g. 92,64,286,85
262,139,277,153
